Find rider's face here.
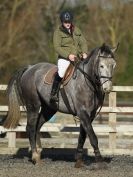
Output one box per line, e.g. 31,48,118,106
63,22,71,29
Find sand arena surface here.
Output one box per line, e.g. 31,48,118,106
0,149,132,177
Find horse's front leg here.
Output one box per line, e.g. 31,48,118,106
84,119,109,169
79,110,103,163
75,123,86,168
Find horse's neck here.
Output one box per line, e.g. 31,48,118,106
78,55,104,95
79,56,95,77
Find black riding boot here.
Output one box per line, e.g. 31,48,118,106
50,73,62,102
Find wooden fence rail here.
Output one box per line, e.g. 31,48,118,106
0,85,133,155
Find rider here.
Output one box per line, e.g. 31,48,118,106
50,10,88,102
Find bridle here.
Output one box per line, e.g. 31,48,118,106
72,54,115,88
76,54,115,115
62,49,116,118
63,52,115,118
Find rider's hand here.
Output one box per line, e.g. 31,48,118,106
82,53,88,59
68,54,77,61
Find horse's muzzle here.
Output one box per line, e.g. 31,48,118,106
102,81,113,93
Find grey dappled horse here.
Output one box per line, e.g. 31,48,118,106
4,43,117,167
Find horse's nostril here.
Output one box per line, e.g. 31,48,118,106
104,88,107,91
103,87,110,93
103,87,111,93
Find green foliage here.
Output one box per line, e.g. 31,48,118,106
0,0,133,89
124,43,133,84
114,42,133,86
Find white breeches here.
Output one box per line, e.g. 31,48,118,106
57,58,70,78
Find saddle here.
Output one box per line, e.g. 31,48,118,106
44,63,75,86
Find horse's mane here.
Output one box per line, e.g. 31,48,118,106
83,47,99,65
83,43,114,65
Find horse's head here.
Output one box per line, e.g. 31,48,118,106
96,43,118,93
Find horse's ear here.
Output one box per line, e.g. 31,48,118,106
100,43,106,53
101,43,106,49
102,43,106,47
111,42,120,53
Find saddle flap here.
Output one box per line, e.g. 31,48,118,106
44,64,75,85
62,63,75,85
44,66,58,85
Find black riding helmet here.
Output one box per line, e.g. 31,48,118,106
60,11,73,23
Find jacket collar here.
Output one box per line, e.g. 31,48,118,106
59,24,75,36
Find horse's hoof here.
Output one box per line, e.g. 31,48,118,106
32,158,43,165
32,159,37,165
34,159,43,166
32,151,41,165
75,160,84,168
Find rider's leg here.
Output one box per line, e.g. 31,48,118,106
50,72,62,102
57,59,70,78
50,59,70,102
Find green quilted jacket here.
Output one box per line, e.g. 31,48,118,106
53,25,88,59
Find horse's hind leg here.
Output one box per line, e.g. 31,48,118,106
75,123,86,168
26,104,40,164
36,105,56,157
36,113,45,154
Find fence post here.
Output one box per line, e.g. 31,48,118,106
7,132,16,148
109,91,117,153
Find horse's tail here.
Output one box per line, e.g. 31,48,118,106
3,67,28,129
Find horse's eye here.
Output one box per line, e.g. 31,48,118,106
100,65,104,68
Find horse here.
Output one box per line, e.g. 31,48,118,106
3,43,118,167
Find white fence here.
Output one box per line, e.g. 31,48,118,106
0,85,133,155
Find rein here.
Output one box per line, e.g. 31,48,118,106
71,54,114,108
66,58,105,121
61,53,114,120
71,59,97,90
71,58,105,106
71,54,113,89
